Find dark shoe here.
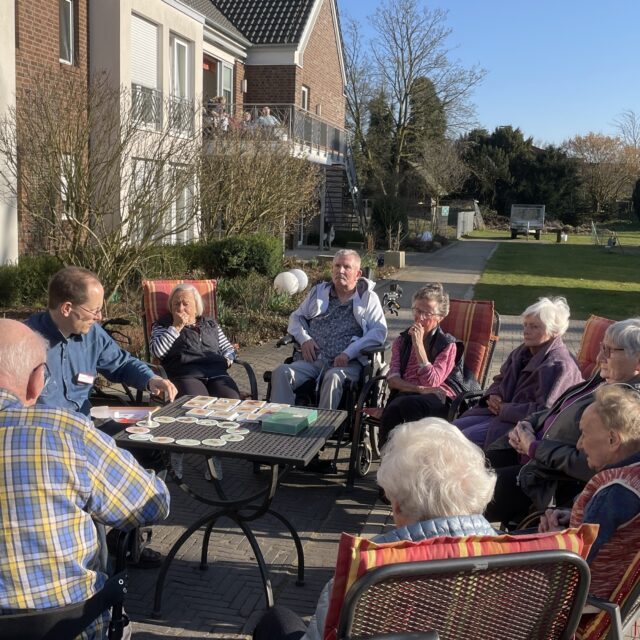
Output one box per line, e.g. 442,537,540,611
128,546,162,569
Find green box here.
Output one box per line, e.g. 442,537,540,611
261,408,318,435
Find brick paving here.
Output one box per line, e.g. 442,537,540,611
125,240,586,639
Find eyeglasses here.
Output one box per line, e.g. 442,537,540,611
74,304,104,318
411,307,440,318
33,362,51,389
599,343,626,358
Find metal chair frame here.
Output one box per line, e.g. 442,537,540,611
337,551,591,640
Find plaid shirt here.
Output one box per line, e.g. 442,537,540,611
0,389,170,638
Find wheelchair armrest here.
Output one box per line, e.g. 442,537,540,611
447,391,484,422
276,334,296,348
360,341,390,359
355,373,388,413
234,359,259,400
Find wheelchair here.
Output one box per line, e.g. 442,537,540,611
263,335,389,479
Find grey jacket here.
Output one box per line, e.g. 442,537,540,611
288,278,387,365
302,515,495,640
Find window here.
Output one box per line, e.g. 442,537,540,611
60,153,75,220
59,0,74,64
131,159,159,242
222,64,233,106
168,166,196,244
131,14,160,128
170,35,193,133
301,85,309,111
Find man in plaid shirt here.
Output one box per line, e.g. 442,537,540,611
0,320,170,638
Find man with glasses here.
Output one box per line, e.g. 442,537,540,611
270,249,387,410
0,319,170,637
26,266,177,416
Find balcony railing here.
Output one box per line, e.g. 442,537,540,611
131,84,162,130
169,95,195,135
202,102,347,159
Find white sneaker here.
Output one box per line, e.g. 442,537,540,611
171,453,184,480
204,456,223,481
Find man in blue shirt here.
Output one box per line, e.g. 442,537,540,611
26,266,177,415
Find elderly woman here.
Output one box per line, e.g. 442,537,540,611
378,283,468,446
252,418,497,639
539,385,640,601
485,317,640,525
454,296,583,448
149,283,240,400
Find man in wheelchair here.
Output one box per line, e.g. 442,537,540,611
270,249,387,410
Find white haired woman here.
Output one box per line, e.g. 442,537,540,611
539,385,640,602
252,419,497,640
378,283,468,447
454,296,583,448
149,283,240,400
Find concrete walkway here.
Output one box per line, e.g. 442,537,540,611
125,239,586,639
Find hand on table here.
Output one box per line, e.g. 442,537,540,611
538,508,571,533
333,352,350,367
508,420,535,456
148,376,177,402
300,339,319,362
486,394,503,415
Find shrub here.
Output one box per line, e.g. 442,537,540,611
183,234,282,278
0,254,62,307
371,196,408,248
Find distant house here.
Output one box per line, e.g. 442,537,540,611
0,0,358,264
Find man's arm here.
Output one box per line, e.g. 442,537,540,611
343,290,387,361
84,425,170,529
287,285,319,345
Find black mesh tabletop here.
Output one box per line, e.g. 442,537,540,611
113,396,347,467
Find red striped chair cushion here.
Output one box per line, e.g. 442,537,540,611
322,524,598,640
142,279,218,348
577,315,615,378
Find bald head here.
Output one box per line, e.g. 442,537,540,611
0,319,47,404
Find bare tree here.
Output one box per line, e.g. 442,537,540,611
0,72,202,303
198,128,321,239
411,138,470,207
563,133,632,214
368,0,485,196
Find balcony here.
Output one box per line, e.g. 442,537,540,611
202,103,347,162
169,95,195,135
131,84,162,130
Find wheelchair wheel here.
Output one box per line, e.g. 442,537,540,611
356,441,373,477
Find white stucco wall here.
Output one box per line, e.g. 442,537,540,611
0,1,18,264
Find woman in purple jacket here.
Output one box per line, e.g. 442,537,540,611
454,297,583,449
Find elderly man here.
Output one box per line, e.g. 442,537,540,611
0,320,170,638
26,266,177,416
270,249,387,410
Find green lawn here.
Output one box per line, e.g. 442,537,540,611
474,243,640,320
466,228,640,246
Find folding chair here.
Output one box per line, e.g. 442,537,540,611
0,530,131,640
141,279,258,399
336,551,590,640
347,299,499,488
576,314,615,379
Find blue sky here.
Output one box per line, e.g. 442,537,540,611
337,0,640,146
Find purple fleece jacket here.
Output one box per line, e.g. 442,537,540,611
458,336,583,447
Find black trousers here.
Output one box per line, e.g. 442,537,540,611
172,374,240,399
379,392,449,447
252,605,306,640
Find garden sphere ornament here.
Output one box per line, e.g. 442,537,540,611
273,271,299,295
288,268,308,292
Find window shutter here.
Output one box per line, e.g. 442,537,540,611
131,14,158,89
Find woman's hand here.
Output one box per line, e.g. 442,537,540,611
172,309,192,332
408,322,428,365
417,386,446,401
508,420,535,455
538,508,571,533
486,394,503,415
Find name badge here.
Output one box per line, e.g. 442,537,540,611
76,373,95,385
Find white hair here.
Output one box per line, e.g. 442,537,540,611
605,318,640,357
333,249,361,268
0,320,47,386
522,296,570,337
168,283,204,317
377,418,496,524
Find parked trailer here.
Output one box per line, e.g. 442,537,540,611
510,204,545,240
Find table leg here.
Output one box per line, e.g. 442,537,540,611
266,509,305,586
